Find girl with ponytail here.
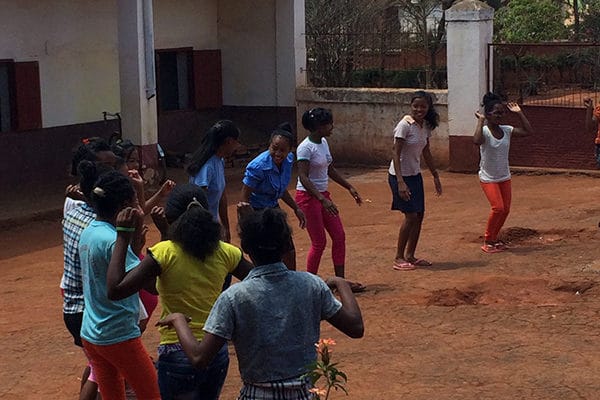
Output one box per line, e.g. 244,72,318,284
186,120,241,242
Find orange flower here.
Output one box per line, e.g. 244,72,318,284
309,387,327,397
316,338,337,354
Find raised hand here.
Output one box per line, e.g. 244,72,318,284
584,98,594,109
150,206,169,236
475,111,485,120
65,184,85,201
506,102,522,113
159,179,176,197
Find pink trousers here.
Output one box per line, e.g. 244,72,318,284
295,190,345,274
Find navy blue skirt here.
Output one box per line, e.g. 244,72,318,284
388,173,425,213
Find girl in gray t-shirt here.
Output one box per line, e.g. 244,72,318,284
473,92,533,253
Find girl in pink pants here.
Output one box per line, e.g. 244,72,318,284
295,108,366,292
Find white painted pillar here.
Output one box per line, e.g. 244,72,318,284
117,0,159,179
275,1,294,106
293,0,307,89
445,0,493,171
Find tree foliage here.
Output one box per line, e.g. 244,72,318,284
495,0,569,42
580,0,600,39
305,0,388,87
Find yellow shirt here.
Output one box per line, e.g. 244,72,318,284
149,240,242,344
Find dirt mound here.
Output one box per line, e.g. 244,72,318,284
426,277,595,307
427,288,480,306
499,227,539,243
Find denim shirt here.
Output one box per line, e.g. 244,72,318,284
243,150,294,209
190,155,225,221
204,262,342,383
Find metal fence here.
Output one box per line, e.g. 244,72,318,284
489,43,600,107
305,32,447,89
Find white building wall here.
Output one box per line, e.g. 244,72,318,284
0,0,217,128
218,0,278,106
153,0,218,50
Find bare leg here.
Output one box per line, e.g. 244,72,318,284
395,212,419,261
334,264,345,278
79,365,100,400
404,212,424,261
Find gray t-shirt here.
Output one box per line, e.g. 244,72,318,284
204,262,342,383
478,125,513,183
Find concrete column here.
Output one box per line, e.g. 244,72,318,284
293,0,307,89
275,1,295,106
445,0,493,172
117,0,159,182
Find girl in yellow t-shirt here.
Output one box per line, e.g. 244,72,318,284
106,183,253,400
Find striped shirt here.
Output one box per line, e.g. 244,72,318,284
62,203,96,314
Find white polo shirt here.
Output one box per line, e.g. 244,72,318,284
389,115,432,177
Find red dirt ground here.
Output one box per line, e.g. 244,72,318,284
3,167,600,399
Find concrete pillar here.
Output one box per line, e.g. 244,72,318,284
293,0,307,89
445,0,494,172
117,0,160,182
275,1,295,107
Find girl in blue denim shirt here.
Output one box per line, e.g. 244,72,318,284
242,123,306,269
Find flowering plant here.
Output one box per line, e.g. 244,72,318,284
305,338,348,400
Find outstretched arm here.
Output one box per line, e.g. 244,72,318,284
328,165,362,206
143,180,176,214
326,277,364,338
507,103,533,137
156,314,226,369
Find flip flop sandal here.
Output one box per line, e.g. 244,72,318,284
392,261,416,271
409,258,433,267
481,244,502,254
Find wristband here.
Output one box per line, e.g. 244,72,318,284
116,226,136,232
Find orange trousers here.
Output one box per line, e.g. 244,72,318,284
480,179,512,243
82,337,160,400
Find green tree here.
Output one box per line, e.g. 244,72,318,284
580,0,600,40
495,0,569,42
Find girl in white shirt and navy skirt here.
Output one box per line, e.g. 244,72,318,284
389,91,443,270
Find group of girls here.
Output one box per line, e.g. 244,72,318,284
62,138,176,399
62,89,533,399
64,134,364,399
